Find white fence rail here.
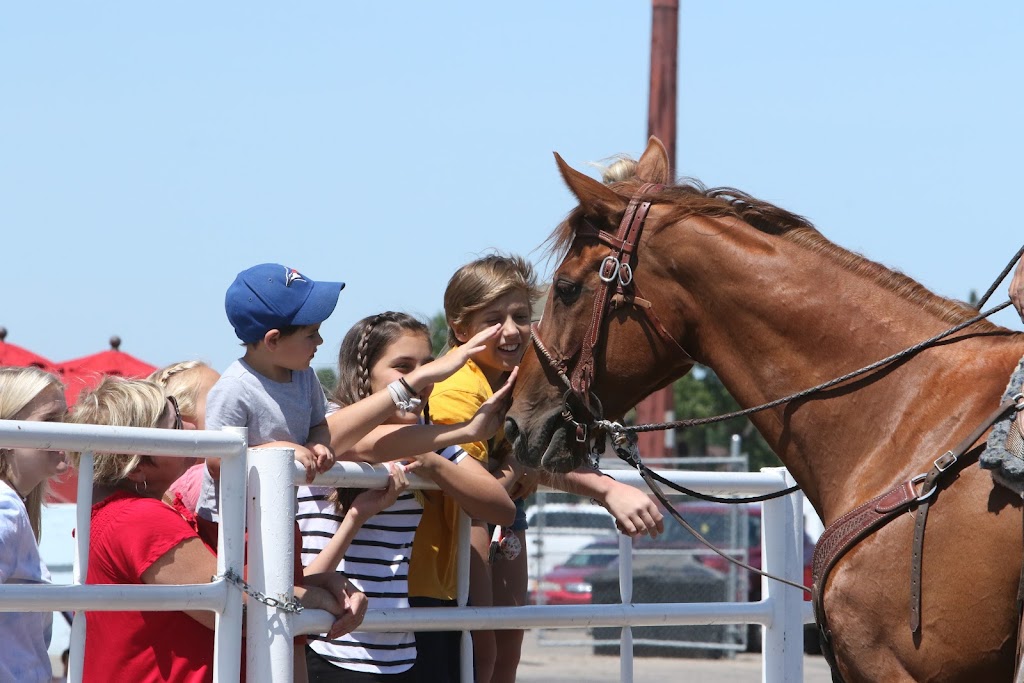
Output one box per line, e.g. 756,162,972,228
0,420,814,683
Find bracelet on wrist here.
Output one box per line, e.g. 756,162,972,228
398,377,419,397
387,379,422,415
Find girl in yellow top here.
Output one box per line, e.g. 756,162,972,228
411,254,665,683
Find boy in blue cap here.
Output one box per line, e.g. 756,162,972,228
196,263,345,523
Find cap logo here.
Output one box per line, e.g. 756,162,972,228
284,267,306,288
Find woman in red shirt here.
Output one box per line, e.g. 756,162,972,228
69,377,364,683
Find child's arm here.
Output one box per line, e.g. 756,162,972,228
413,450,515,526
541,467,665,538
326,324,503,455
304,420,335,477
303,465,410,576
203,377,249,481
339,369,515,466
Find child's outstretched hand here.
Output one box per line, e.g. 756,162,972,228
464,366,518,442
349,463,411,522
413,323,501,387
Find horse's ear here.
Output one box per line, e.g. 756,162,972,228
554,152,626,214
635,136,671,184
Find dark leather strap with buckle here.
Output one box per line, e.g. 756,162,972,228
812,399,1017,681
909,399,1017,633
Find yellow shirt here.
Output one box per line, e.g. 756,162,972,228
408,355,497,600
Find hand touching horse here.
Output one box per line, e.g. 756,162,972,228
505,137,1024,682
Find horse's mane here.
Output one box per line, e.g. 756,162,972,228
547,177,996,331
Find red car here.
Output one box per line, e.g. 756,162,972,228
532,545,618,605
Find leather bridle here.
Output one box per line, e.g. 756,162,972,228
530,182,694,451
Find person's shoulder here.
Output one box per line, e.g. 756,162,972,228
0,482,26,527
433,360,489,398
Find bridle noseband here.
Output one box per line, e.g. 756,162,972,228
531,183,694,452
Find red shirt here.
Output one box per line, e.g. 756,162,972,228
84,492,215,683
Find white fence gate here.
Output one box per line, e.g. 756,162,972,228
0,420,814,683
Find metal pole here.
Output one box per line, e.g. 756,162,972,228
214,427,247,683
247,447,296,683
635,0,680,460
457,510,473,683
67,450,93,683
760,467,804,683
618,534,635,683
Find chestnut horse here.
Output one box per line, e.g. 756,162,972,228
505,137,1024,682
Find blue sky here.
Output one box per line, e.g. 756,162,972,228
3,2,1022,375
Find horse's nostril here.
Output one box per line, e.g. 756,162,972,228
504,417,519,443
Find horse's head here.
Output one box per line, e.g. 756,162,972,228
506,138,697,472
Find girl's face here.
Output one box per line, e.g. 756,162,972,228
369,331,433,422
455,290,531,384
5,385,68,495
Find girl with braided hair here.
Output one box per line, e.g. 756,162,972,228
296,312,514,682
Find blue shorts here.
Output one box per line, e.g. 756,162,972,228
508,498,528,532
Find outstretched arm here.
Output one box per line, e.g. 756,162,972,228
540,467,664,538
414,451,515,526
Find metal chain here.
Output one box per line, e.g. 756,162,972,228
217,567,304,614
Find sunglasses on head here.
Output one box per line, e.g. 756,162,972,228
166,395,183,431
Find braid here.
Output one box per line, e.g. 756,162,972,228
356,315,383,399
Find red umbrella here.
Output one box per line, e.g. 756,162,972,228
58,336,157,405
50,337,157,504
0,327,56,372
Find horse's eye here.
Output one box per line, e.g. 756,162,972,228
554,279,582,304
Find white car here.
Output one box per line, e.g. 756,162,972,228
523,503,617,582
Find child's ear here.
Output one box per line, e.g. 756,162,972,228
452,325,469,344
263,329,281,350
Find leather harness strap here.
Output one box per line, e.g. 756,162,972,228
570,184,660,406
909,398,1018,633
812,399,1017,680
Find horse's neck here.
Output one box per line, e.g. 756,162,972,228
684,240,1022,525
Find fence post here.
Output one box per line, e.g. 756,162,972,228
67,450,94,683
247,447,296,683
760,467,804,683
214,427,247,683
458,510,473,683
618,533,634,683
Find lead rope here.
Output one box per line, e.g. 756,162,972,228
608,427,811,593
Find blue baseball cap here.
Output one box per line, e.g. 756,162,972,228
225,264,345,343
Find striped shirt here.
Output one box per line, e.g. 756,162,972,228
296,444,466,675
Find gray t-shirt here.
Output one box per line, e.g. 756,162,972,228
196,359,329,521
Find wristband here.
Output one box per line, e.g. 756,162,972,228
387,379,422,415
399,377,419,397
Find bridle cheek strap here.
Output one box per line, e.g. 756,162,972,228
570,184,660,404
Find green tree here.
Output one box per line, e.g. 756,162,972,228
428,311,449,356
672,366,781,472
316,367,338,394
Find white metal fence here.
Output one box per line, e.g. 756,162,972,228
0,420,814,683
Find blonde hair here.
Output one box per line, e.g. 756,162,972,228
0,367,66,539
598,155,638,185
149,360,211,422
68,378,167,486
443,253,543,348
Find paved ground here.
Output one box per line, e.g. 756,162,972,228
516,630,833,682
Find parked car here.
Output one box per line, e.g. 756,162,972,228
531,543,618,605
530,502,820,654
523,503,617,583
